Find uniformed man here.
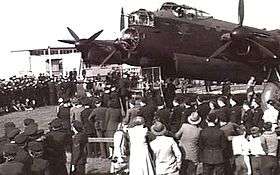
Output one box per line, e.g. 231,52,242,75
70,121,88,175
0,143,26,175
44,118,69,175
28,141,50,175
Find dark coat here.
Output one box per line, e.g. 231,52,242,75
196,102,210,120
229,106,242,124
252,107,264,128
241,109,254,131
89,107,107,131
170,105,184,133
199,126,227,164
44,130,68,163
71,132,88,166
15,147,32,174
80,108,94,136
57,106,71,131
139,103,157,128
30,158,50,175
105,108,122,137
155,108,171,131
0,161,26,175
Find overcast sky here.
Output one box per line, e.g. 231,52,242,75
0,0,279,78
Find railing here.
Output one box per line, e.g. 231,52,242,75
88,137,113,143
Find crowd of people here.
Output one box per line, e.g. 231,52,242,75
0,72,279,175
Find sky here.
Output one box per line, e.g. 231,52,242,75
0,0,279,78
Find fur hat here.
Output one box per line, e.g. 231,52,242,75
14,133,28,145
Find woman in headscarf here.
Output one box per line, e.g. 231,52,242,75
127,116,155,175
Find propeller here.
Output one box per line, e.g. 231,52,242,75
58,27,103,49
238,0,244,26
209,0,276,60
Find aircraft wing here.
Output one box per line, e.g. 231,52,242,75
11,47,78,56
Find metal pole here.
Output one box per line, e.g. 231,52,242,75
48,46,53,78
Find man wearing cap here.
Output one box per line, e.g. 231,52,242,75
14,133,32,174
0,143,26,175
150,121,182,175
248,126,266,175
44,118,68,175
199,113,227,175
71,120,88,175
28,141,50,175
175,112,201,175
89,99,108,158
260,122,279,175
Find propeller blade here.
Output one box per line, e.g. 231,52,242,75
238,0,244,26
99,49,117,66
58,40,76,44
246,38,277,59
67,27,80,41
120,7,125,31
88,30,104,42
209,41,232,59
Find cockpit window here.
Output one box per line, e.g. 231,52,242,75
160,2,212,20
128,9,154,26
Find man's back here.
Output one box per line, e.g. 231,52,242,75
199,126,227,164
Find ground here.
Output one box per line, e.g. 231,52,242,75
0,84,264,174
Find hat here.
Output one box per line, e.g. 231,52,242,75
263,122,273,131
7,128,21,140
72,120,83,132
151,122,167,136
3,143,18,156
23,118,35,126
50,118,62,129
188,112,201,125
206,113,218,124
28,141,43,152
14,133,28,145
250,127,260,135
24,123,38,136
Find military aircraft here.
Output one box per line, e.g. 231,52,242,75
58,1,280,108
